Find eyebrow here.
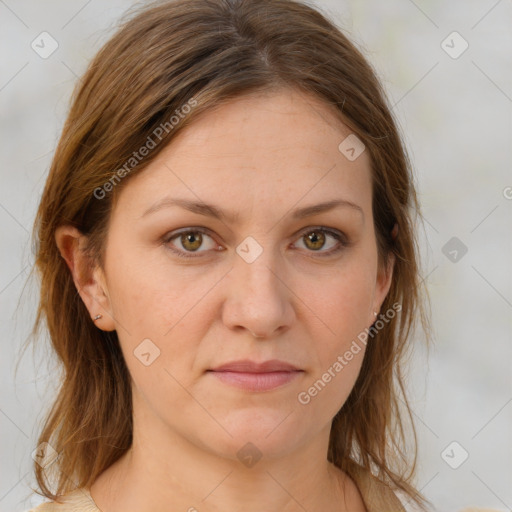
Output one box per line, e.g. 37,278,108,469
140,197,364,222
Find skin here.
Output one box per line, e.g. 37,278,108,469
56,87,394,512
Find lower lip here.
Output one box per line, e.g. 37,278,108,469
208,370,303,391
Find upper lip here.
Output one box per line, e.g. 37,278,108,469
209,359,302,373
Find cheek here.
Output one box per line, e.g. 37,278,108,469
104,253,225,381
296,273,370,414
292,259,374,410
106,246,216,334
297,262,375,345
296,349,365,425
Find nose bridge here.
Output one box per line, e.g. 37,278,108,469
223,235,293,337
236,236,283,300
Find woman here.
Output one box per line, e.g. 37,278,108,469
28,0,433,510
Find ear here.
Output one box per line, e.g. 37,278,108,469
371,251,395,323
55,225,116,331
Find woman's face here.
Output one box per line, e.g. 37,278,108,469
96,88,393,461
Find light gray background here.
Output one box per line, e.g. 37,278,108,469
1,1,511,511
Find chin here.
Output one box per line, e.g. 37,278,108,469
196,410,308,462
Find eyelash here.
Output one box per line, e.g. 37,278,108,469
162,226,350,260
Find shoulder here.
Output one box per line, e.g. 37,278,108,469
26,488,100,512
345,463,503,512
344,463,407,512
458,509,505,512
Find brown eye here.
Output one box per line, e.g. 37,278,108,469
303,230,326,251
164,226,347,260
293,227,348,257
164,228,219,258
180,231,203,251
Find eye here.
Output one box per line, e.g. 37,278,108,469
292,227,348,256
163,226,349,259
163,228,221,258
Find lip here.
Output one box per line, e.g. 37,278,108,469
207,359,304,392
209,359,301,373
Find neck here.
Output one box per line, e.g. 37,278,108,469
90,390,366,512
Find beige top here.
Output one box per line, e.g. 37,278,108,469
26,466,408,512
26,462,504,512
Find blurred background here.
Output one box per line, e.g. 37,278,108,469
1,1,511,511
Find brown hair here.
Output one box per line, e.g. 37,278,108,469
28,0,431,508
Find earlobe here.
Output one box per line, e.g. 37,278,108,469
55,225,116,331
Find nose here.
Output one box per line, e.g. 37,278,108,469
221,244,295,339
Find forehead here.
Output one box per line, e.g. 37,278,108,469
113,88,373,223
168,87,357,157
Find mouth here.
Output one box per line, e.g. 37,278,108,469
207,359,304,392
